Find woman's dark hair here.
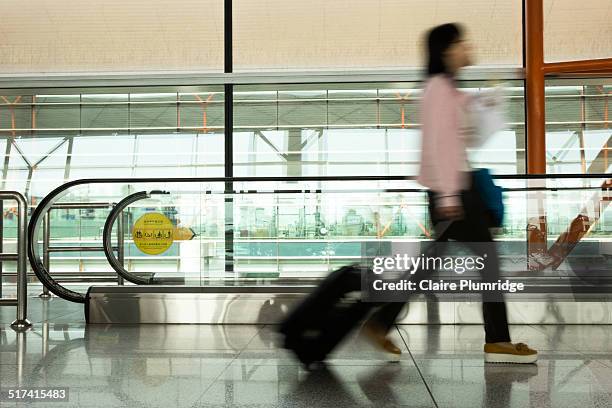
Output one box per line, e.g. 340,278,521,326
426,23,464,77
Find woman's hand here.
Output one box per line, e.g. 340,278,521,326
436,205,464,220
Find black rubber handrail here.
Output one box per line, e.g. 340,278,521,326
103,191,164,285
27,174,611,303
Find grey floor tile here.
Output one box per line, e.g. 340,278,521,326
415,357,612,408
82,324,263,352
3,322,612,407
195,361,435,407
0,296,84,324
248,324,410,367
396,324,580,355
529,325,612,353
2,352,232,407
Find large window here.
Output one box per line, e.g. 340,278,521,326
545,78,612,173
0,87,224,200
234,80,526,177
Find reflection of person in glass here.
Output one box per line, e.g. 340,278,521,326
362,23,537,364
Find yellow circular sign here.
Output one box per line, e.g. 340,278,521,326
132,212,174,255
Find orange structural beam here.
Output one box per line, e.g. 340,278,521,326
194,93,215,132
524,2,612,174
524,0,548,268
523,1,612,271
524,0,546,174
1,96,22,137
543,58,612,74
32,95,37,129
394,91,412,129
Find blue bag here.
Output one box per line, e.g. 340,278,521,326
471,168,504,227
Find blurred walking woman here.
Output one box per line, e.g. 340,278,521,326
363,23,537,364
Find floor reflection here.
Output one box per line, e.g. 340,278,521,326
483,364,540,407
2,320,612,407
281,366,360,406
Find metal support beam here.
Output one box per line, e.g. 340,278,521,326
586,135,612,174
11,140,32,168
1,140,11,190
255,130,288,161
117,212,125,285
287,129,302,177
64,136,74,181
0,199,2,299
0,191,32,331
40,213,51,298
32,137,68,168
224,0,234,273
24,167,33,200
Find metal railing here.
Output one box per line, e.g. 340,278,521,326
0,191,31,331
39,202,124,298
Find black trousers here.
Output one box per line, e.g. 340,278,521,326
366,173,511,344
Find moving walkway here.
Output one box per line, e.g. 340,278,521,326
26,174,612,324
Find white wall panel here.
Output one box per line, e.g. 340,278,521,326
0,0,223,73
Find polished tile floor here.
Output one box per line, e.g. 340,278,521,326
2,297,612,407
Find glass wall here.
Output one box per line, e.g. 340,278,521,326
28,176,610,285
545,78,611,174
0,77,531,206
234,80,526,177
2,76,610,287
0,1,610,292
0,87,225,201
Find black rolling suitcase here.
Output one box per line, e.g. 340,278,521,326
279,264,372,368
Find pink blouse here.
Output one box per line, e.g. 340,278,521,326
417,74,473,207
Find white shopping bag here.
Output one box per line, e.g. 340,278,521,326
465,87,506,148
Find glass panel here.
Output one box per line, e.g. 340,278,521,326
234,81,526,176
81,94,128,129
35,95,80,129
130,93,176,129
22,138,69,197
545,78,612,174
179,92,225,131
28,176,611,299
0,85,224,204
234,0,522,71
0,95,33,131
70,135,136,168
134,134,195,167
3,169,28,192
195,133,225,177
0,1,224,73
13,137,65,165
29,167,66,197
